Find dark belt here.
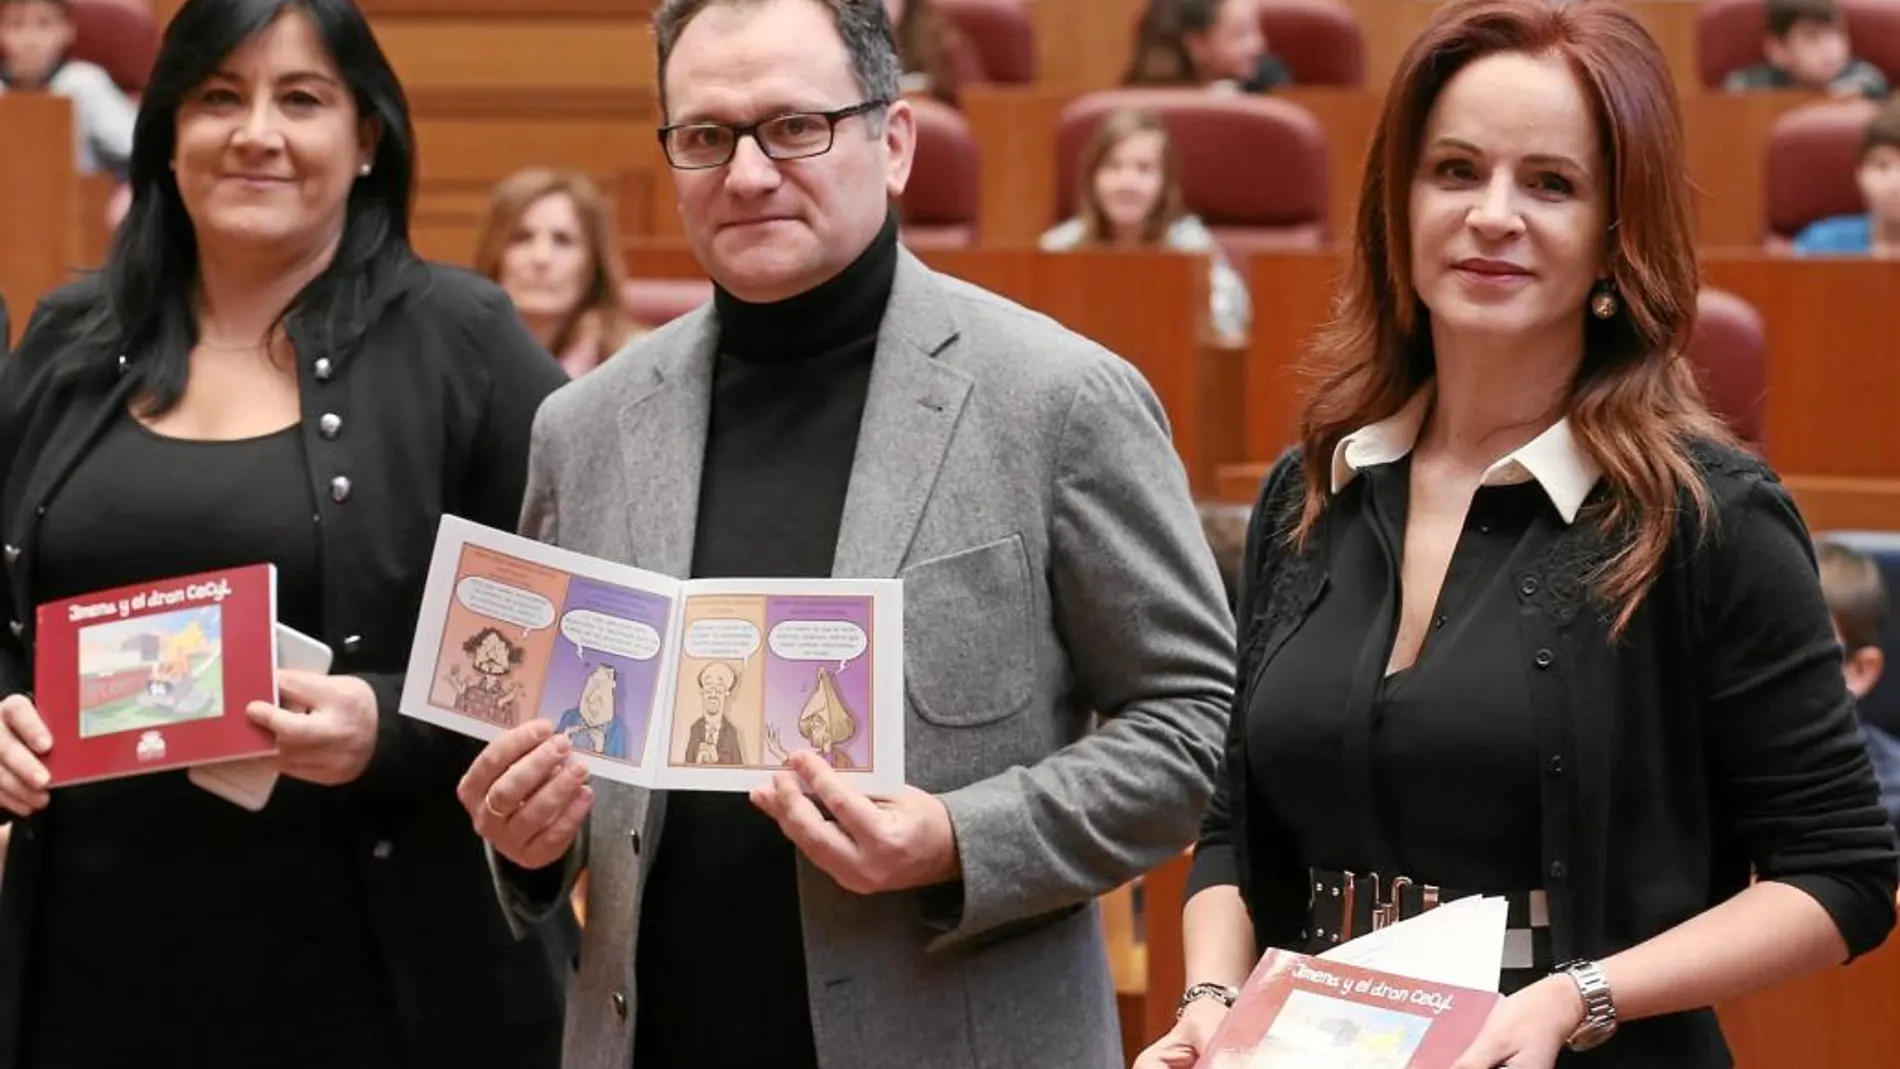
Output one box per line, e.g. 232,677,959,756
1306,867,1553,972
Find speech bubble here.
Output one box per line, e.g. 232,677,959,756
682,618,762,664
560,610,662,662
768,619,868,672
456,576,556,635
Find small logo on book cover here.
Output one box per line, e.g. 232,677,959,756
136,731,167,762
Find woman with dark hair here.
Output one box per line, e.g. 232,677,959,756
1123,0,1289,94
883,0,982,106
0,1,571,1066
1136,1,1897,1068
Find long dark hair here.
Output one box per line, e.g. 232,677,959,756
65,0,416,412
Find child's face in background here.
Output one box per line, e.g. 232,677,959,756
1857,144,1900,227
1185,0,1266,84
1767,17,1853,89
0,1,75,85
1835,619,1886,699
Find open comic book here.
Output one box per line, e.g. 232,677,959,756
399,516,905,793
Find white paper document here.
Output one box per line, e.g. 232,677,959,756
1317,894,1512,993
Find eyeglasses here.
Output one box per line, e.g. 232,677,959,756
657,100,890,170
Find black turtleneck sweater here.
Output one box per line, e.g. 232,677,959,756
632,215,898,1069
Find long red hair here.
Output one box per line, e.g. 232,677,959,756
1295,0,1734,632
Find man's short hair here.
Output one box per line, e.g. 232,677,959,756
1865,97,1900,157
651,0,901,120
1766,0,1843,39
1819,540,1890,652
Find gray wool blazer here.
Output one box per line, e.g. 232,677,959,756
492,249,1236,1069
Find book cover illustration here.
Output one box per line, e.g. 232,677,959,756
1195,951,1501,1069
35,564,280,787
401,516,904,793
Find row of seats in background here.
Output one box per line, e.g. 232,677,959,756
20,0,1900,261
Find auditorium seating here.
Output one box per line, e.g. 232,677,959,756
1054,88,1330,257
1687,287,1768,449
1763,98,1881,248
620,278,711,328
939,0,1036,84
1696,0,1900,89
1258,0,1366,87
900,96,983,249
67,0,159,94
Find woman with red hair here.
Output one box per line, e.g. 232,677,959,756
1138,2,1897,1067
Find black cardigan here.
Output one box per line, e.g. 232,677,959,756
0,261,571,1069
1191,443,1899,1068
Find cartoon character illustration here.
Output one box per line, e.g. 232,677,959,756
765,666,859,769
141,623,210,710
682,660,744,765
555,663,625,759
444,626,528,726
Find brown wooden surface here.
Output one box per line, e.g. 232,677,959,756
1700,255,1900,478
0,96,79,347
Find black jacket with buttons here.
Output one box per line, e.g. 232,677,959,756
0,261,572,1069
1191,443,1899,1068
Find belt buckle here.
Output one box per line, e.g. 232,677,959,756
1370,874,1412,932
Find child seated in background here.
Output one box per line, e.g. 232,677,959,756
1817,539,1900,828
1039,108,1252,345
1794,96,1900,255
1725,0,1889,99
0,0,135,176
1124,0,1290,94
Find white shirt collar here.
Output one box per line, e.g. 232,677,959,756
1328,387,1603,524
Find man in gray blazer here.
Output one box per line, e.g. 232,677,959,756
455,1,1235,1066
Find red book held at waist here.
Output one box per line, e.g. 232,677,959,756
34,564,280,787
1195,949,1501,1069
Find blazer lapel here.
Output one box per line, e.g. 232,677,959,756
614,309,717,578
831,252,971,580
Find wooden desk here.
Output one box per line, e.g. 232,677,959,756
622,243,1242,494
0,95,79,346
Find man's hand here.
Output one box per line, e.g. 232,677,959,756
458,720,593,871
749,750,960,895
245,670,379,786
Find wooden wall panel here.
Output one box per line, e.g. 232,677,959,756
373,19,655,90
1701,256,1900,478
0,96,79,345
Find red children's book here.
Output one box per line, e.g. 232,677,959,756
1194,950,1501,1069
34,564,281,787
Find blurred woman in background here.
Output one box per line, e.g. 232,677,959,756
474,167,643,378
1124,0,1290,93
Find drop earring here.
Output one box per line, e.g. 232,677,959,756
1589,279,1619,319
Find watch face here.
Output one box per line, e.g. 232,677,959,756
1567,1021,1615,1052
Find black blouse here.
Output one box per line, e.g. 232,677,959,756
1247,457,1547,897
1194,443,1899,1069
24,417,401,1065
0,261,573,1069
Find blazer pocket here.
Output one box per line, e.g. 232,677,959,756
901,534,1036,728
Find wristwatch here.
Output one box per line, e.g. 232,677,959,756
1555,959,1618,1051
1175,981,1239,1020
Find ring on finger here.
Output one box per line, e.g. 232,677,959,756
483,792,518,820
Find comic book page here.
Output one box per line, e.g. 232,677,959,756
400,517,905,794
651,580,903,793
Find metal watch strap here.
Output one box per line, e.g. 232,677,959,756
1558,959,1618,1051
1175,981,1239,1020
